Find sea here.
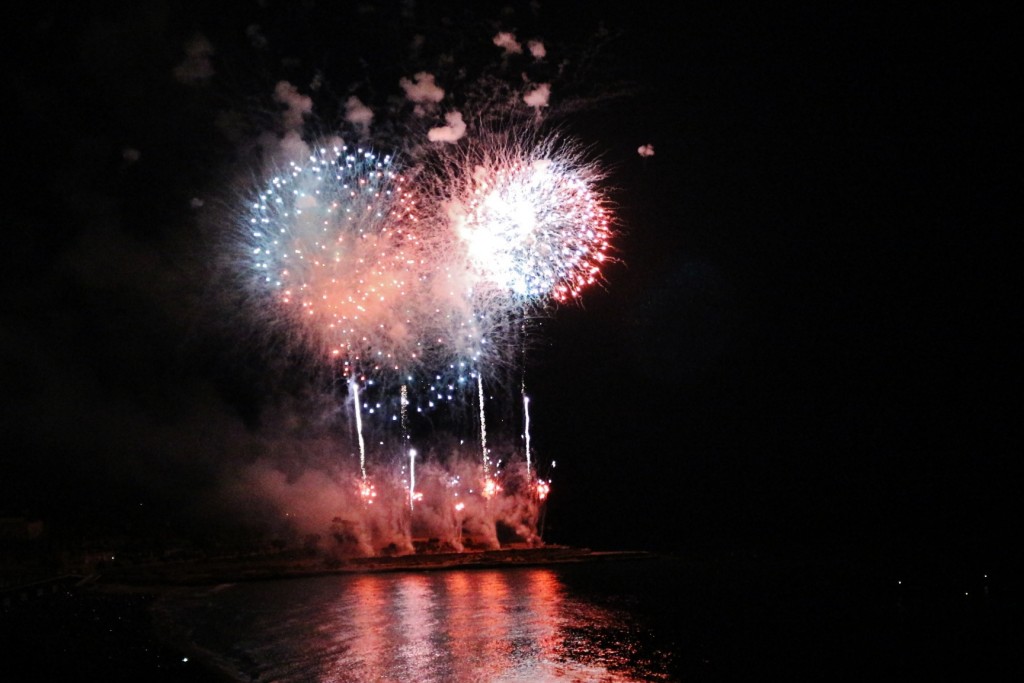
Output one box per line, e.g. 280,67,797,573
148,551,1019,682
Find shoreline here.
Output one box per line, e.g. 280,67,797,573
88,544,657,589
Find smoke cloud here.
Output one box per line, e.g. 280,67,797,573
428,111,467,143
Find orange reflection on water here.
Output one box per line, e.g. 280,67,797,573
394,573,435,682
439,569,570,680
343,572,442,680
526,568,564,659
441,570,476,680
474,571,513,667
315,567,645,682
344,573,388,680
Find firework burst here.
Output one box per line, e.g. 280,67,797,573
438,131,614,307
244,141,428,380
231,125,615,553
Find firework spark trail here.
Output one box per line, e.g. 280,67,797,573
408,447,417,511
349,375,367,481
477,373,489,474
400,383,410,444
523,392,532,478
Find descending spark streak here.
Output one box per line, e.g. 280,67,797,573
400,384,409,445
477,373,489,474
349,375,367,481
408,448,417,511
400,382,411,467
523,393,532,479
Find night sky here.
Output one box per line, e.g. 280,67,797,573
3,2,1016,565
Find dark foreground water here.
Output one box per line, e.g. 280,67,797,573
148,553,1021,682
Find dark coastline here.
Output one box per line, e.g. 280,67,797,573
0,580,230,682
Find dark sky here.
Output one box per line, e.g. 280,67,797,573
3,2,1016,559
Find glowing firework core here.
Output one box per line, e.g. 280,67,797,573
456,157,611,302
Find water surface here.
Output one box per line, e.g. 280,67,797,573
152,553,1015,682
154,561,676,682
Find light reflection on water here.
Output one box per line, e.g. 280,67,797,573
154,566,673,682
